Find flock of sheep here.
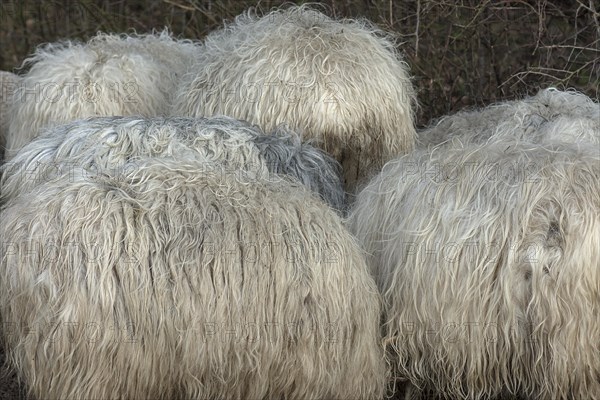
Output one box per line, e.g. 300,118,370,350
0,5,598,400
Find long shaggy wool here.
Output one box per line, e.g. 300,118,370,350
0,115,345,212
1,71,30,400
251,126,345,212
172,5,416,193
5,30,200,160
347,139,600,399
0,71,19,162
0,157,386,400
419,88,600,147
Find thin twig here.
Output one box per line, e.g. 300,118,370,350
415,0,420,60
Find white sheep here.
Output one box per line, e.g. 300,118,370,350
348,138,600,399
0,157,386,400
419,88,599,148
5,30,200,160
172,5,416,193
1,115,345,213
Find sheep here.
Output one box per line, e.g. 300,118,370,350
0,115,345,213
1,71,29,400
0,71,19,162
419,88,600,147
536,113,600,145
251,127,346,213
0,156,386,400
4,30,200,160
347,138,600,399
172,5,417,194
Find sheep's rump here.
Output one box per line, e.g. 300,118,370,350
347,139,600,399
172,5,416,193
0,71,29,400
419,88,600,147
5,30,200,159
0,71,19,163
0,115,345,212
0,157,386,400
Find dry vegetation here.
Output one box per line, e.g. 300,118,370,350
0,0,598,126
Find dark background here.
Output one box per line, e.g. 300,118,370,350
1,0,598,127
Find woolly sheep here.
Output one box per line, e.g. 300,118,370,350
0,115,345,212
1,71,28,400
347,139,600,399
419,88,600,147
0,71,19,162
5,30,199,160
172,5,416,193
0,157,386,400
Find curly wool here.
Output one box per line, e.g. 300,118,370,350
347,139,600,399
1,115,345,212
252,125,346,213
0,71,19,162
0,71,27,400
5,30,200,160
0,157,386,400
419,88,600,147
172,5,416,193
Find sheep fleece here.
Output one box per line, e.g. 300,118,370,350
348,139,600,399
5,30,199,159
0,158,386,400
419,88,600,147
172,5,416,192
0,115,345,212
